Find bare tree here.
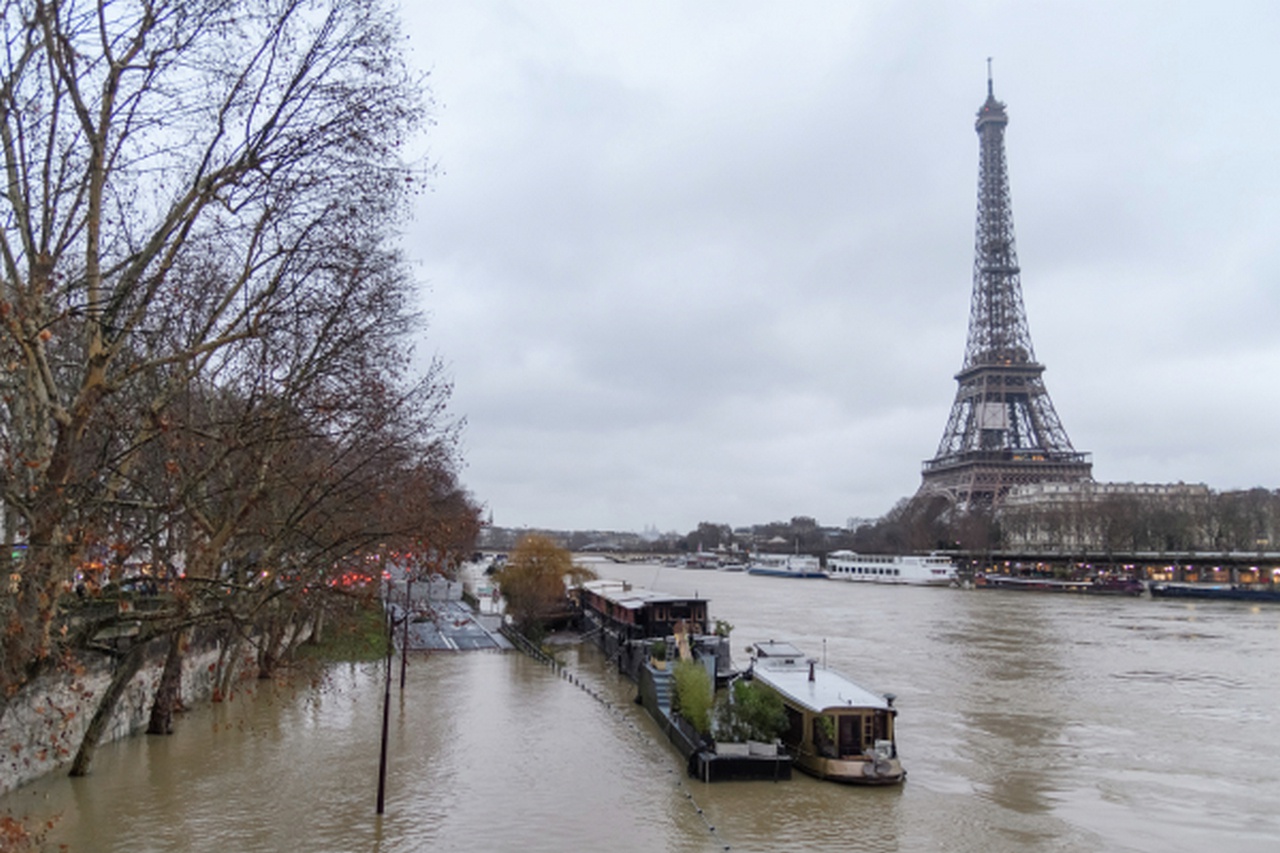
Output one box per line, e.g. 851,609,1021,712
0,0,429,711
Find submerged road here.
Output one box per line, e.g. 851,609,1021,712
397,599,511,652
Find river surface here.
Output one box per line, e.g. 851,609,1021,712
3,559,1279,852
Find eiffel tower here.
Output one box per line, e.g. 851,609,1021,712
919,69,1092,509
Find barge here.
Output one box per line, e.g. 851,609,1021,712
749,641,905,785
575,580,792,782
1149,582,1280,603
974,573,1144,595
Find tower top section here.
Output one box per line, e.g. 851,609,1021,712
976,60,1008,130
962,65,1031,372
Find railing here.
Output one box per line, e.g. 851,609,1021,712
498,624,554,665
922,449,1092,473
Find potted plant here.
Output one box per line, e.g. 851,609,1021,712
650,639,668,670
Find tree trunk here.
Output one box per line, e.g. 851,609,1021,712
257,645,276,680
147,631,186,735
257,617,281,680
69,642,149,777
214,632,244,702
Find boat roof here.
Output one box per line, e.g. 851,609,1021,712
578,579,705,610
751,641,890,712
828,550,953,561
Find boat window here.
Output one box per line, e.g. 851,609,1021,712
874,710,891,742
814,714,837,758
838,714,860,757
786,706,804,747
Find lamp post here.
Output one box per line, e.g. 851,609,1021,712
400,574,413,690
376,601,394,815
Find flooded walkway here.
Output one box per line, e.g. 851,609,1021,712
399,600,511,652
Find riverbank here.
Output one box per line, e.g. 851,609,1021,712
0,631,227,796
0,597,393,797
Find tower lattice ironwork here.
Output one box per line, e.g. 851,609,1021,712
919,72,1092,509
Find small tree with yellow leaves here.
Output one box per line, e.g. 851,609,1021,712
495,535,595,636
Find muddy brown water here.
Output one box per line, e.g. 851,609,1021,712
3,559,1278,852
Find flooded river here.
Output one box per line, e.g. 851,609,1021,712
3,560,1279,852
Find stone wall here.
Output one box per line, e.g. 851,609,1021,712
1,632,239,795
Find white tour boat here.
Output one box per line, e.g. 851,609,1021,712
826,551,957,586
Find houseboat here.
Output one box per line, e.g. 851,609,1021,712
1149,582,1280,603
748,641,904,785
826,551,957,586
574,581,792,781
746,553,826,578
575,579,723,679
974,573,1144,595
576,579,708,642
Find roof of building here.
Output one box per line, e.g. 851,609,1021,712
579,579,705,611
751,641,890,713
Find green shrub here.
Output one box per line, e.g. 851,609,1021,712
672,659,714,734
713,678,788,743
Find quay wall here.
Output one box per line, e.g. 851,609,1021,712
0,624,305,796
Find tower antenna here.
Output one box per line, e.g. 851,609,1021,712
986,57,993,96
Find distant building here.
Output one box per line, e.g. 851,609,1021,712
999,481,1211,551
1003,481,1210,506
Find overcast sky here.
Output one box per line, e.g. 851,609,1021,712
395,1,1280,533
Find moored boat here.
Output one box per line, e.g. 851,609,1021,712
1149,582,1280,603
748,641,904,784
746,553,826,578
683,551,720,569
974,573,1143,595
826,551,957,586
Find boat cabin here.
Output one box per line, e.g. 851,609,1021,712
749,641,904,785
576,580,708,641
